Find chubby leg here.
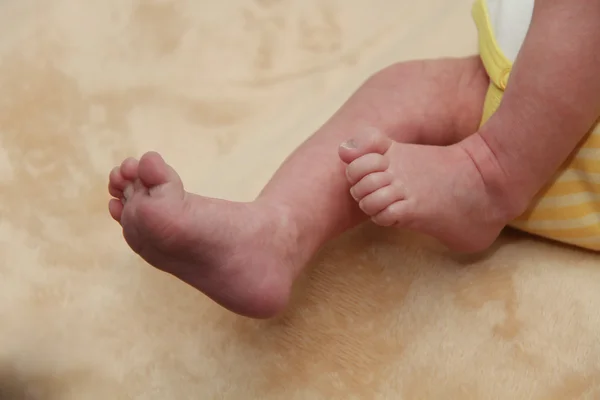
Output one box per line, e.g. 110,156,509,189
108,57,489,318
340,0,600,254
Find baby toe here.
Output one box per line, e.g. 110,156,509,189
108,198,124,222
345,153,389,185
120,157,139,181
338,127,393,164
138,151,181,188
350,171,393,200
371,201,411,227
109,166,127,197
358,183,405,216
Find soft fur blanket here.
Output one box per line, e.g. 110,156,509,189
1,0,599,398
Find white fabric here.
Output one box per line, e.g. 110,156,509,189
486,0,534,62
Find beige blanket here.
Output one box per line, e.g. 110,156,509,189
1,0,599,398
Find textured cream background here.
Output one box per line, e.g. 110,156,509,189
0,0,599,399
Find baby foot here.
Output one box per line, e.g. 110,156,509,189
108,152,300,318
338,129,517,252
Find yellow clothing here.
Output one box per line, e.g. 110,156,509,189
473,0,600,251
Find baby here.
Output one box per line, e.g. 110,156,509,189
108,0,600,318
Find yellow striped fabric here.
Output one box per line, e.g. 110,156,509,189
473,0,600,251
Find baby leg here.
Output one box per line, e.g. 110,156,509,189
339,0,600,254
108,57,489,318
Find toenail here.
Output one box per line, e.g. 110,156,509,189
350,187,357,199
340,139,357,149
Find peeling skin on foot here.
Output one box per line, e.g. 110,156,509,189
123,185,133,201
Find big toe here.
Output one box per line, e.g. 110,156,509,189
138,152,184,195
338,127,392,164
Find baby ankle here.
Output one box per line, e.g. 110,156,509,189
458,134,530,220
